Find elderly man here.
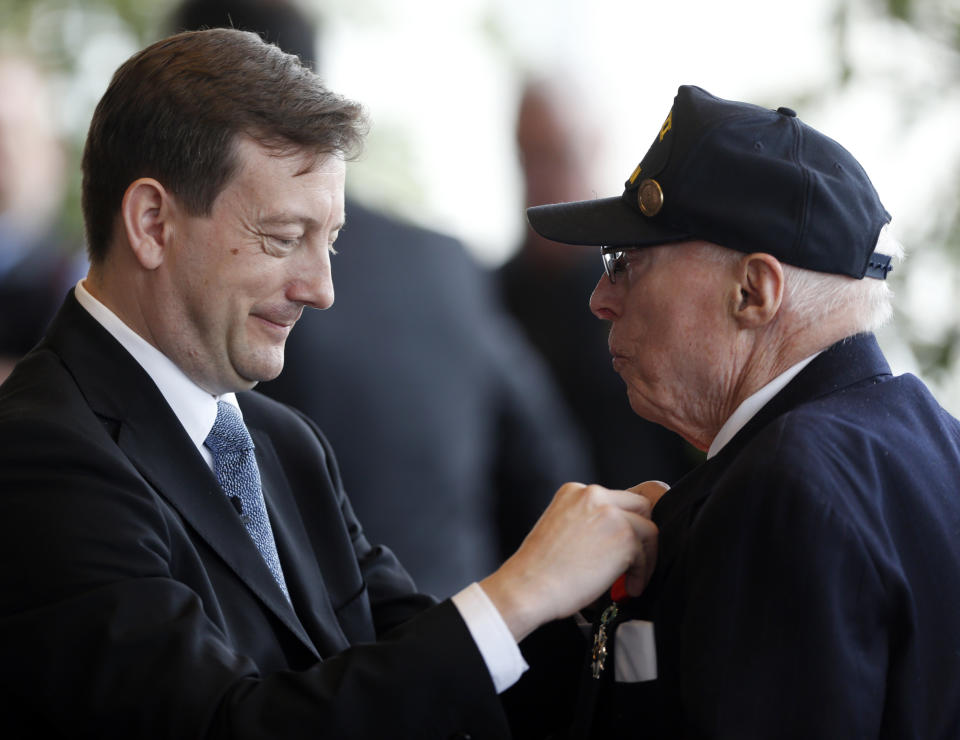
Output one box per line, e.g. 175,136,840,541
0,30,661,738
525,85,960,738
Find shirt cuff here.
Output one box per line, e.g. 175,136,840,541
451,582,529,694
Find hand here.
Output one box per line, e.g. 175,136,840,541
480,482,660,641
623,480,669,597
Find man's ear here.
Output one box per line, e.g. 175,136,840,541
733,252,784,328
120,178,173,270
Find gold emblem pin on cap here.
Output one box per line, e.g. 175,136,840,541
637,178,664,217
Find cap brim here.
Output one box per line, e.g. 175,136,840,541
526,195,690,248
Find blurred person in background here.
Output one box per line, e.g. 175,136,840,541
0,54,85,382
498,77,697,490
169,0,592,598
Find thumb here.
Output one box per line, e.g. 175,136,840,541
628,480,670,509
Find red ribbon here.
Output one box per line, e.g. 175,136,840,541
609,573,628,603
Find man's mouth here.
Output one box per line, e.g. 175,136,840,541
251,311,301,333
252,306,303,329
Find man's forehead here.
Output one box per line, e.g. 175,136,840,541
217,138,346,226
233,136,344,175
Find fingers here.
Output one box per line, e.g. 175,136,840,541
569,486,660,597
585,482,665,599
628,480,670,508
483,481,663,638
622,510,659,596
581,479,670,518
601,488,655,517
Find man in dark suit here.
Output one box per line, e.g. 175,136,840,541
521,85,960,737
0,30,661,737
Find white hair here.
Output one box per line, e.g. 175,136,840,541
780,224,904,333
693,225,905,333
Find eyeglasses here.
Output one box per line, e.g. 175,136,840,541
601,246,635,284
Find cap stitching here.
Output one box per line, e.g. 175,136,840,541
790,117,811,261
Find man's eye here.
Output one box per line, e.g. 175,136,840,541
264,235,301,252
608,254,627,276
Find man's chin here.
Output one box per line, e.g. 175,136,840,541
626,389,665,427
228,353,285,392
239,358,285,386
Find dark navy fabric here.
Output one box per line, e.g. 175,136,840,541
589,333,960,739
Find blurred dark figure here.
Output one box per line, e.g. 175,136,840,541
169,0,592,597
499,77,699,488
169,0,319,66
0,55,84,383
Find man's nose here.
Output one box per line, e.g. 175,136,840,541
288,249,335,310
589,272,619,321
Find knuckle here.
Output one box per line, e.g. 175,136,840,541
556,481,584,500
583,483,607,504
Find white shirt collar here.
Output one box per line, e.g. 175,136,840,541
706,352,822,460
74,279,239,462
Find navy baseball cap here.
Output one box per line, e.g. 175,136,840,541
527,85,893,279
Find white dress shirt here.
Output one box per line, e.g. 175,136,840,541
74,280,527,693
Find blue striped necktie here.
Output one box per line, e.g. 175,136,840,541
204,400,289,598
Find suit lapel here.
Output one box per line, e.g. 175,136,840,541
46,293,319,658
249,425,349,656
118,418,319,659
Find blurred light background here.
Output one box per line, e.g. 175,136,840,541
2,0,960,409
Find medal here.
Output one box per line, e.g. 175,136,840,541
590,602,619,678
590,574,629,679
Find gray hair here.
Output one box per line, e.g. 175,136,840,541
693,226,905,334
779,225,904,333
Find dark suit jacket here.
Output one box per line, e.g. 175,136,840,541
578,333,960,739
260,202,591,597
0,292,508,739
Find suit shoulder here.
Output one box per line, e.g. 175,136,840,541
1,347,94,425
764,373,960,460
712,376,960,527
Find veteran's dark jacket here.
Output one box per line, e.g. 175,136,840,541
510,333,960,739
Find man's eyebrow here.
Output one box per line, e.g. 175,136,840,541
258,212,345,232
258,211,313,227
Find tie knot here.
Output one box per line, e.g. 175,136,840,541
205,400,254,455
